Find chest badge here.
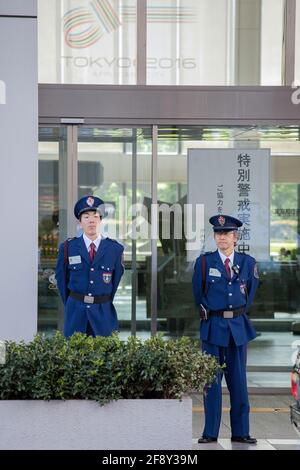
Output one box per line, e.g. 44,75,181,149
102,272,112,284
209,268,221,277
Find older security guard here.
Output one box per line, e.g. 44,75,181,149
56,195,124,338
192,215,259,445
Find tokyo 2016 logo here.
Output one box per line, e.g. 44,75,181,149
63,0,121,49
63,1,195,49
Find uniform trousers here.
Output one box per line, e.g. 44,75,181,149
202,335,250,438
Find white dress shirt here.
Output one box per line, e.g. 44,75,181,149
218,249,235,277
83,233,102,253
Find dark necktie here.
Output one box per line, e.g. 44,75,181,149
224,258,231,280
89,242,96,262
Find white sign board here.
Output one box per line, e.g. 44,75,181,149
187,148,270,261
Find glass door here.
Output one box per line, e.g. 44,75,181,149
77,127,152,338
38,126,68,334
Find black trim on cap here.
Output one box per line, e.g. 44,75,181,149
77,207,103,219
213,227,239,232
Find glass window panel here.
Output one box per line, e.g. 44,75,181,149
261,0,284,85
147,0,284,85
156,125,300,371
38,0,137,84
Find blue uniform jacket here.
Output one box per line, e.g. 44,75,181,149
55,235,124,337
192,250,258,346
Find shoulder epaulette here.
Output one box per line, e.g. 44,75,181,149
106,237,124,247
202,251,212,256
239,252,254,259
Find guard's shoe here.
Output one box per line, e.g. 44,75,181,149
198,436,218,444
231,436,257,445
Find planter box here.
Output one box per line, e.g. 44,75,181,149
0,397,192,450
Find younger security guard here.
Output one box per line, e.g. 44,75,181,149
56,195,124,337
192,215,259,445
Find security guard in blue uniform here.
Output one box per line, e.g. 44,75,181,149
56,195,124,338
192,215,259,445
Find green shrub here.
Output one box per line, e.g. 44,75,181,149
0,332,222,405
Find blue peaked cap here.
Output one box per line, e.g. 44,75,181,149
74,195,105,220
209,214,243,232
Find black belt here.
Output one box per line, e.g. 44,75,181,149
208,308,245,318
200,307,245,320
70,291,111,304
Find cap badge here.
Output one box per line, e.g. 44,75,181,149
218,215,225,226
86,196,94,207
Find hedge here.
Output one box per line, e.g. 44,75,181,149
0,332,222,405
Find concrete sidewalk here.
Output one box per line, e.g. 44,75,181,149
192,394,300,450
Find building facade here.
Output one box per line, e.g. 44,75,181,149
1,0,300,384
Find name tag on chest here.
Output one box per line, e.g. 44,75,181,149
69,255,82,265
209,268,221,277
